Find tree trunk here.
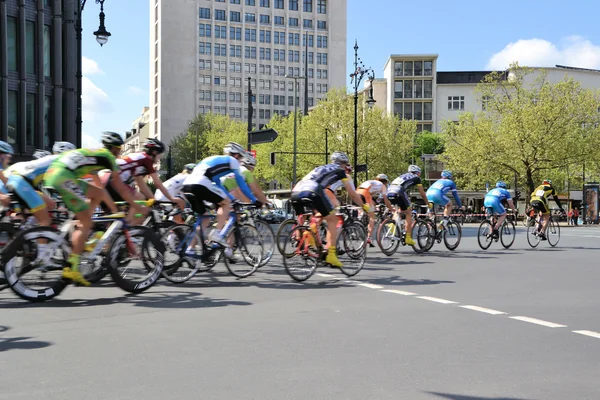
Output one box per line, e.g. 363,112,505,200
525,167,535,202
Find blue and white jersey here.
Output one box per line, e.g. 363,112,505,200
485,188,512,202
428,178,461,207
4,155,58,188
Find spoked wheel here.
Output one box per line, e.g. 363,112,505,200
160,224,201,284
526,224,541,248
338,224,367,277
500,220,516,249
423,220,436,252
253,220,275,267
412,220,431,254
107,226,164,293
282,226,320,282
547,219,561,247
0,222,17,289
376,218,401,257
443,221,462,251
477,220,494,250
223,225,263,278
3,227,69,302
276,218,297,256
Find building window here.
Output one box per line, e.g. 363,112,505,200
231,0,241,3
404,80,412,98
245,28,256,41
394,102,402,117
215,9,226,20
424,61,433,76
8,91,18,146
289,0,298,10
199,7,211,18
414,80,423,98
289,33,299,45
246,0,255,5
26,21,35,74
260,0,270,6
44,96,51,149
230,11,241,22
289,17,298,27
230,27,242,40
303,33,314,47
274,16,284,25
260,30,271,43
414,61,422,76
215,43,227,56
260,14,270,23
317,20,326,29
43,25,51,77
482,95,491,111
394,81,403,98
303,0,312,12
303,19,313,28
424,102,432,120
199,23,211,37
245,13,256,22
394,61,402,77
26,93,36,144
403,102,412,120
424,80,433,98
317,0,326,13
7,17,18,71
414,102,422,120
199,42,211,55
275,0,284,8
403,61,413,76
448,96,465,111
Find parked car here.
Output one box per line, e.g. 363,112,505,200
262,209,292,223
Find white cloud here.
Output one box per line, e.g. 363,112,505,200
82,56,105,75
82,132,102,148
82,76,113,122
128,86,146,95
486,36,600,70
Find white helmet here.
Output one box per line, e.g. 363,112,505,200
241,155,257,167
223,142,247,156
376,174,389,181
33,150,52,159
330,151,349,164
408,165,421,174
53,141,76,154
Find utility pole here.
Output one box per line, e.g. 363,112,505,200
304,34,309,115
247,77,253,151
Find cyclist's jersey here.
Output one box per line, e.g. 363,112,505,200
358,180,388,195
154,172,187,201
428,178,461,207
389,173,422,192
329,175,354,192
116,152,156,185
4,155,58,188
296,163,347,190
184,155,256,202
530,184,556,202
221,166,255,191
50,148,119,178
485,187,512,202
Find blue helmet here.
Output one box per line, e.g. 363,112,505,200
0,141,14,155
496,181,507,189
441,170,453,178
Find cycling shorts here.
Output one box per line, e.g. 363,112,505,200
530,199,550,215
387,188,411,211
6,175,45,213
291,185,334,217
43,167,90,213
357,188,374,207
182,183,226,215
483,196,506,215
426,188,449,206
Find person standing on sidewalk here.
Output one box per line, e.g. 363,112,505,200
573,207,579,226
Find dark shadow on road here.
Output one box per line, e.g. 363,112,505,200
427,392,534,400
425,251,499,259
560,246,600,250
522,248,565,252
0,326,52,352
354,275,454,287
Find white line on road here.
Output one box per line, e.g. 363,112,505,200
416,296,457,304
316,273,335,278
380,289,416,296
573,330,600,339
357,283,384,289
460,305,507,315
509,316,566,328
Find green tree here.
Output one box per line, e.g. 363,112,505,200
442,63,600,195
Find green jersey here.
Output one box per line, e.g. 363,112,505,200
50,148,119,178
222,166,255,191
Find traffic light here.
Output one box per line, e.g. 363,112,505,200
270,152,276,165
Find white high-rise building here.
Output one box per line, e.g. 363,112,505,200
150,0,347,146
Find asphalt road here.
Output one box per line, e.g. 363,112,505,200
1,225,600,400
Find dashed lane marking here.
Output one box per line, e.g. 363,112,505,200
416,296,458,304
380,289,416,296
460,305,507,315
573,330,600,339
509,316,566,328
357,283,384,289
316,273,335,278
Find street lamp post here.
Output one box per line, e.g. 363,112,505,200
350,40,376,178
286,74,306,186
247,77,254,151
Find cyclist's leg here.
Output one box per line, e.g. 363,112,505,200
396,190,415,244
7,176,52,226
305,189,339,265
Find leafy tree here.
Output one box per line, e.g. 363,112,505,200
442,63,600,195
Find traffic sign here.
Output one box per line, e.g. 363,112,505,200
250,149,257,158
249,128,279,145
355,164,368,173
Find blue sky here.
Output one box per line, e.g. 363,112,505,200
81,0,600,146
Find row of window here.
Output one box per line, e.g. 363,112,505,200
6,17,52,77
198,101,321,118
5,91,50,149
448,96,465,111
200,42,328,64
197,85,327,107
214,0,327,14
199,26,327,48
393,102,433,121
200,8,327,29
198,60,328,79
393,61,434,77
393,80,434,99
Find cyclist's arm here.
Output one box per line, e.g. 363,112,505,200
135,175,155,200
110,171,141,209
417,184,427,202
552,194,563,210
233,171,257,203
149,172,184,207
248,181,269,204
451,189,462,207
342,179,364,207
507,198,516,212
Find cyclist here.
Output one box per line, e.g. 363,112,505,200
290,151,367,268
426,170,463,229
221,154,270,205
357,174,395,246
43,132,144,286
387,165,428,245
529,179,564,240
182,142,258,247
154,163,196,223
483,181,516,238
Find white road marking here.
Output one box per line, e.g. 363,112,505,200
380,289,416,296
573,330,600,339
344,280,360,285
416,296,457,304
316,273,335,278
357,283,384,289
509,316,566,328
460,305,507,315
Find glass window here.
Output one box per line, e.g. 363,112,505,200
231,0,241,3
403,61,412,77
303,0,312,12
274,16,284,25
414,80,423,98
424,61,433,76
414,61,422,76
26,21,35,74
230,11,241,22
317,0,326,13
26,93,36,145
424,102,432,120
448,96,465,110
289,17,298,27
215,9,226,20
7,17,17,71
260,0,270,6
275,0,284,8
317,20,326,29
44,96,51,149
8,91,18,146
199,8,211,18
394,102,402,117
414,102,422,120
246,0,255,4
403,102,412,120
303,19,312,28
423,124,432,132
260,14,270,23
424,80,433,98
403,80,412,98
289,0,298,10
393,61,402,77
394,81,403,98
43,25,51,77
245,13,256,22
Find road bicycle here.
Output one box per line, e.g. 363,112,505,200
376,208,431,255
477,209,516,250
527,213,561,248
421,206,462,251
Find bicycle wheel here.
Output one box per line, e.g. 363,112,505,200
423,220,436,251
0,222,18,289
107,226,164,293
276,218,297,256
546,219,561,247
253,220,275,267
282,226,320,281
223,224,262,278
443,221,462,251
338,224,367,277
477,220,494,250
526,224,541,248
376,218,401,256
411,220,430,254
500,220,516,249
3,227,69,302
160,224,201,283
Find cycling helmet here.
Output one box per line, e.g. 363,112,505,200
408,165,421,174
376,173,389,181
241,155,257,167
0,141,14,155
543,179,552,185
330,151,349,164
144,138,166,154
496,181,507,189
101,132,124,148
183,163,196,173
33,150,52,159
223,142,247,156
52,141,76,154
441,170,453,178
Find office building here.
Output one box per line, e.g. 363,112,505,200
149,0,347,146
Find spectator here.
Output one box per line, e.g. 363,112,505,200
568,208,574,225
573,207,579,226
